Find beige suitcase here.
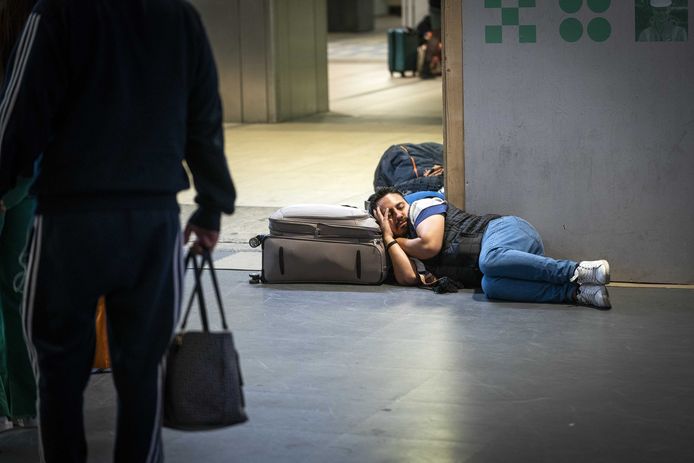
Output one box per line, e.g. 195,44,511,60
251,204,389,284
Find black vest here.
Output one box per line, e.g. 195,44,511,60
421,204,500,288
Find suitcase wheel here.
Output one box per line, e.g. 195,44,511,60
248,273,261,284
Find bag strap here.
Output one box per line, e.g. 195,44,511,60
418,273,461,294
400,145,420,178
180,249,229,332
409,257,461,294
181,250,209,331
203,249,229,331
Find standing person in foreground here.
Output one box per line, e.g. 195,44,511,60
0,0,38,433
369,187,611,309
0,0,236,461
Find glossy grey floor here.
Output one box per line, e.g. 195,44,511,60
2,271,693,463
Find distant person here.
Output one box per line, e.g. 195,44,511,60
369,188,612,309
638,0,687,42
0,0,236,462
0,0,38,433
420,0,442,79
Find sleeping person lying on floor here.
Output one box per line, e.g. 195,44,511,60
368,187,612,309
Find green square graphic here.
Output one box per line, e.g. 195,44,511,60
501,8,519,26
485,0,502,8
519,0,536,7
485,25,503,43
519,25,536,43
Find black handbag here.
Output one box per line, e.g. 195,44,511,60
163,249,248,430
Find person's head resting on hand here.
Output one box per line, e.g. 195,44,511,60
368,187,410,238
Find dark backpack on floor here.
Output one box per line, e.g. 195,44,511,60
373,142,444,192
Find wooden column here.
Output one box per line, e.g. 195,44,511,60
442,0,465,208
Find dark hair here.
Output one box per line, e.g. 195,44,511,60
366,186,404,215
0,0,36,80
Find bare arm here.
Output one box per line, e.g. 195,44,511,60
396,214,444,260
374,208,420,286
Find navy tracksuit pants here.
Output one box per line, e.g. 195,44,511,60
22,209,183,463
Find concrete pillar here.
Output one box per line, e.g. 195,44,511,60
191,0,328,123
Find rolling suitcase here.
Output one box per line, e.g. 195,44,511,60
387,28,419,77
250,204,389,284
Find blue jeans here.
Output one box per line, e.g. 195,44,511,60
478,216,578,303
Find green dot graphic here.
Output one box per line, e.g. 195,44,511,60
560,18,583,42
587,0,610,13
559,0,582,14
587,17,611,41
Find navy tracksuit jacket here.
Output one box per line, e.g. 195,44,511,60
0,1,236,462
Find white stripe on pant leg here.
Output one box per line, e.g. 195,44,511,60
0,14,41,159
146,230,183,463
20,214,46,463
0,14,39,131
146,360,165,463
173,230,183,329
0,15,39,131
21,215,40,343
23,215,43,362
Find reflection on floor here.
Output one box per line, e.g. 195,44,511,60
2,274,693,463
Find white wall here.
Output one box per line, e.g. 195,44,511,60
462,2,693,283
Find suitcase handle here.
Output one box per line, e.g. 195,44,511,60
279,247,285,275
356,251,361,280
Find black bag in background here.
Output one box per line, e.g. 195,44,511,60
163,249,248,430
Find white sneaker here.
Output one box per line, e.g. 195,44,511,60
571,260,610,285
0,416,14,432
576,284,611,309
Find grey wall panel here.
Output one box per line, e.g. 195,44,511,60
272,0,328,121
194,0,328,123
191,0,242,122
288,0,319,117
462,3,694,283
313,0,329,114
402,0,428,28
327,0,374,32
240,0,271,122
373,0,389,16
270,0,289,122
